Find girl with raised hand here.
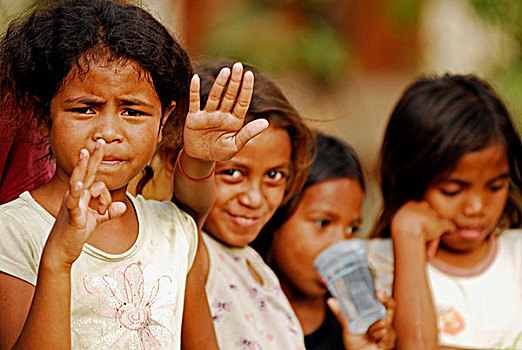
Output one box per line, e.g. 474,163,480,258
253,132,396,350
0,1,267,349
195,58,313,349
371,74,522,350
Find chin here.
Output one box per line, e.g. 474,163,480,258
220,230,258,248
441,239,485,253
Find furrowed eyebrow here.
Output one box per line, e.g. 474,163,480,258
63,97,103,106
119,98,154,108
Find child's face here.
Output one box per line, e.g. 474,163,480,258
423,143,510,253
49,60,166,192
204,125,291,247
270,178,364,297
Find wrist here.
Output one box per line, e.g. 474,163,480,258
391,221,427,252
177,148,216,181
39,249,73,276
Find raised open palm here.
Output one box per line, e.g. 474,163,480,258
183,62,269,161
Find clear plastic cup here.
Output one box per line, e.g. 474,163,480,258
314,239,386,334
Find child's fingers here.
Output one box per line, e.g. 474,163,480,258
65,182,83,215
367,318,397,350
326,297,351,334
107,202,127,220
231,70,254,119
426,236,441,261
84,139,105,188
66,149,89,214
89,181,111,215
69,149,89,192
368,322,397,350
425,215,454,260
376,290,396,324
366,319,388,342
205,67,231,112
93,202,126,226
219,62,243,113
188,74,201,114
233,119,269,151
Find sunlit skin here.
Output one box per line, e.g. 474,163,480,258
32,59,169,254
271,178,364,300
423,143,510,268
50,61,166,196
270,177,397,348
203,125,292,247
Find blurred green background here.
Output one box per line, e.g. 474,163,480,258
1,0,520,235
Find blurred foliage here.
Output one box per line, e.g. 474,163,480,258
198,0,421,87
199,0,350,87
468,0,522,124
385,0,421,30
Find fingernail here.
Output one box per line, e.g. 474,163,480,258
74,181,82,192
79,150,84,160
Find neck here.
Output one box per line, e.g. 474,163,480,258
279,279,326,335
430,234,497,276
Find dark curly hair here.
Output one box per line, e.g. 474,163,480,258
371,73,522,238
0,0,192,144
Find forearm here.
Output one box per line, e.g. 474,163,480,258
14,252,72,349
392,231,438,350
181,235,218,349
173,149,216,228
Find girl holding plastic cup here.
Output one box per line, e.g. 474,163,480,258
252,132,396,350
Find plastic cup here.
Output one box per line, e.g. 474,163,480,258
314,239,386,334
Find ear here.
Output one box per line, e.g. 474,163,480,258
164,150,177,177
158,101,176,143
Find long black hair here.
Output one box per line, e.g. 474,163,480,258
371,73,522,238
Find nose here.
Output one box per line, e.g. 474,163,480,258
463,192,485,217
238,181,263,209
93,112,123,143
329,226,353,245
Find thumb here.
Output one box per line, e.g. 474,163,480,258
96,202,126,225
327,297,352,335
107,202,127,220
234,119,269,150
108,202,127,219
426,236,440,261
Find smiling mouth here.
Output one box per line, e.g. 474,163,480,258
228,213,260,227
